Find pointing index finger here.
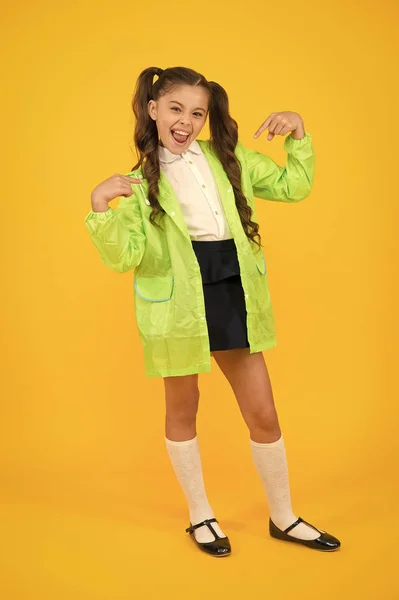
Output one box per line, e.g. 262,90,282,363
253,115,273,139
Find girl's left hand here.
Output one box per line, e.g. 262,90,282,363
253,111,305,141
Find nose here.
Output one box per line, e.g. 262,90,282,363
179,113,191,126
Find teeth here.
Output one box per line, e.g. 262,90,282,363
173,130,189,136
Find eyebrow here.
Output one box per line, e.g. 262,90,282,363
168,100,206,112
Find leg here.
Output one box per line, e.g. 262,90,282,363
212,348,320,541
163,374,227,543
164,373,200,441
212,347,281,443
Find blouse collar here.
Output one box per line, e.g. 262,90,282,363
158,139,202,164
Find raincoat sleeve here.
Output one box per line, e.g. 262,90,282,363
84,191,146,273
239,132,315,202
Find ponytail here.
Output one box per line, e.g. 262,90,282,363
208,81,261,249
131,67,165,230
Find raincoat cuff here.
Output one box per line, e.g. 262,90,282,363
84,206,116,233
284,131,312,153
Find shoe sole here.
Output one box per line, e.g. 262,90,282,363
192,545,232,558
271,536,340,551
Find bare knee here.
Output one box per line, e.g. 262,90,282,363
163,374,200,433
245,406,281,443
247,406,280,432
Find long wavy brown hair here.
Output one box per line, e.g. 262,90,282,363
131,66,262,249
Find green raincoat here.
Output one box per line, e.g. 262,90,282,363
85,133,315,378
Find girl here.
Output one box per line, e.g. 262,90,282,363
85,66,341,557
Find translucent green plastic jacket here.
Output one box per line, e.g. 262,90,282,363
85,133,315,378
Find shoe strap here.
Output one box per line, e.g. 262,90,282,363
185,517,221,539
284,516,321,535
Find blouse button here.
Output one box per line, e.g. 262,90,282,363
171,211,175,216
189,161,193,164
202,184,206,188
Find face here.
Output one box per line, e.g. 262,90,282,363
148,84,209,154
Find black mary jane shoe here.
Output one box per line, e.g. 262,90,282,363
185,518,231,557
269,517,341,551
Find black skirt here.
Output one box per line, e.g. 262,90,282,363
191,238,250,352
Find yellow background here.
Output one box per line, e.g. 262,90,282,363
1,0,398,598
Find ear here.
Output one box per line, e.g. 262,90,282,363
148,100,157,121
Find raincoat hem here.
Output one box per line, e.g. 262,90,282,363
144,361,212,379
249,339,278,353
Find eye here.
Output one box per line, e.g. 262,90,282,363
194,112,203,117
171,106,180,112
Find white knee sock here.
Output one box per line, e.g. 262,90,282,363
250,434,320,540
165,435,227,543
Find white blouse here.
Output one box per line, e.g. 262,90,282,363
158,139,233,241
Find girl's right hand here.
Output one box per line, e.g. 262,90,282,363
91,173,143,210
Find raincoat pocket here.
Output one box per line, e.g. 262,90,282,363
134,274,174,302
133,275,175,337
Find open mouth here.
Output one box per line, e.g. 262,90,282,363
171,129,190,145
